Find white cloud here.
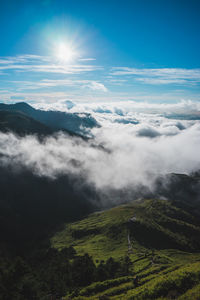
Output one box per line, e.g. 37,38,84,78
135,78,190,85
84,81,108,92
0,64,100,74
0,55,101,75
111,67,200,85
0,115,199,192
78,58,96,61
69,99,200,116
9,79,108,92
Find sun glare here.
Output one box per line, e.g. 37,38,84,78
56,43,76,62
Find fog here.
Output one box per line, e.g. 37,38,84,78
0,110,200,195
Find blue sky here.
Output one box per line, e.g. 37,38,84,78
0,0,200,105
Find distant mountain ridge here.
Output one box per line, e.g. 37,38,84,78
0,110,54,136
0,102,99,136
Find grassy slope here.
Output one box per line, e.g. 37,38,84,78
52,203,134,261
51,199,200,299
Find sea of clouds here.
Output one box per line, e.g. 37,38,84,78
0,100,200,196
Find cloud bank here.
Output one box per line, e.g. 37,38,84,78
0,113,199,194
34,99,200,115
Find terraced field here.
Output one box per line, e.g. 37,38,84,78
51,199,200,299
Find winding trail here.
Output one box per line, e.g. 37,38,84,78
128,232,132,251
127,215,137,253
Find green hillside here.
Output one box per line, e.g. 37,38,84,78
51,199,200,299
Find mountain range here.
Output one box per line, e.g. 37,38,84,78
0,102,200,299
0,102,99,136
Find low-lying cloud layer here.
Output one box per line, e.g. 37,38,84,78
0,109,200,195
34,99,200,116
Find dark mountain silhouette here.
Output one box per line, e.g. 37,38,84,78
0,110,54,136
64,100,76,109
153,173,200,219
165,113,200,120
0,165,98,250
0,102,99,135
0,110,84,137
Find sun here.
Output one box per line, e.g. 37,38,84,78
56,43,76,62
